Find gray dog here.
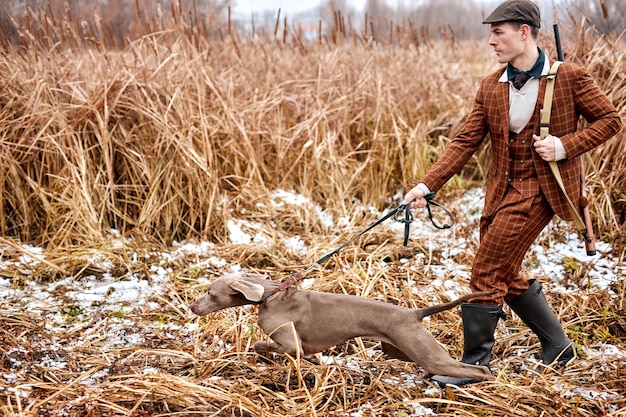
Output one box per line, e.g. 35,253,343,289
189,272,494,382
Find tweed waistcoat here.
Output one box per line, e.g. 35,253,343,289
420,61,622,222
507,121,540,198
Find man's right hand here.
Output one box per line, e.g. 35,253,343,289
402,184,428,209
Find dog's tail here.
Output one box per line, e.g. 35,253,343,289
417,290,496,319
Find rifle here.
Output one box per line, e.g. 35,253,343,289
553,23,596,255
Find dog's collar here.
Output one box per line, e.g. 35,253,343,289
271,271,306,295
261,285,285,303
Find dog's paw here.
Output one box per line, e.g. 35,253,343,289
302,354,321,365
256,352,279,365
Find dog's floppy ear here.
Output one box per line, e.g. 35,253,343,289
228,280,265,302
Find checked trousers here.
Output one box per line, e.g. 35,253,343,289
469,184,555,304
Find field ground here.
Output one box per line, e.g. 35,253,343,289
1,188,625,416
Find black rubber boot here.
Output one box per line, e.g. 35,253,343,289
506,279,574,370
431,303,505,387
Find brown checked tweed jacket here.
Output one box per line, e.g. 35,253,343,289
421,61,622,222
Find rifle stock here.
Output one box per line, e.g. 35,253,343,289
579,157,597,255
554,23,596,256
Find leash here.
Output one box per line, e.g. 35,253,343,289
273,193,454,294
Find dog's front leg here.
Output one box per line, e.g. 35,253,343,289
255,321,304,358
253,340,321,364
253,340,290,356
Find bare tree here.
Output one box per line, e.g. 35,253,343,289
0,0,235,48
359,0,485,42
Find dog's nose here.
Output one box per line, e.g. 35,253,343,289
188,301,199,315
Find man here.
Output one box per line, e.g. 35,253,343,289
402,0,622,386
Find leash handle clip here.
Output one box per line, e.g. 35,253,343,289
397,193,455,231
394,201,414,246
393,203,414,224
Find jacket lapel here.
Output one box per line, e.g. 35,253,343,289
536,76,547,115
496,76,510,141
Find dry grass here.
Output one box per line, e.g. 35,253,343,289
0,35,481,246
0,3,625,417
0,228,624,416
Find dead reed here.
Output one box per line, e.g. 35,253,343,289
0,2,625,417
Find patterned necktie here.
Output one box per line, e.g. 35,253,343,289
513,72,532,90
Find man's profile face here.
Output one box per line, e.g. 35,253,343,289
488,22,527,65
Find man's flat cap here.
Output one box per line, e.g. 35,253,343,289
483,0,541,28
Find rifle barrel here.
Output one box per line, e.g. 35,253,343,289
553,24,564,61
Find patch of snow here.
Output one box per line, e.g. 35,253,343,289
227,219,253,244
270,189,309,206
586,343,626,359
283,235,308,254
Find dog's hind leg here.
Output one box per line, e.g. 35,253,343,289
381,342,412,361
390,326,494,382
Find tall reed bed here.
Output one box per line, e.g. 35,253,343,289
0,3,624,251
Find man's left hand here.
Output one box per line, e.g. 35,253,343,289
532,134,557,162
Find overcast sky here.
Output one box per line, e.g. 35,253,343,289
231,0,366,18
230,0,564,18
230,0,491,19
